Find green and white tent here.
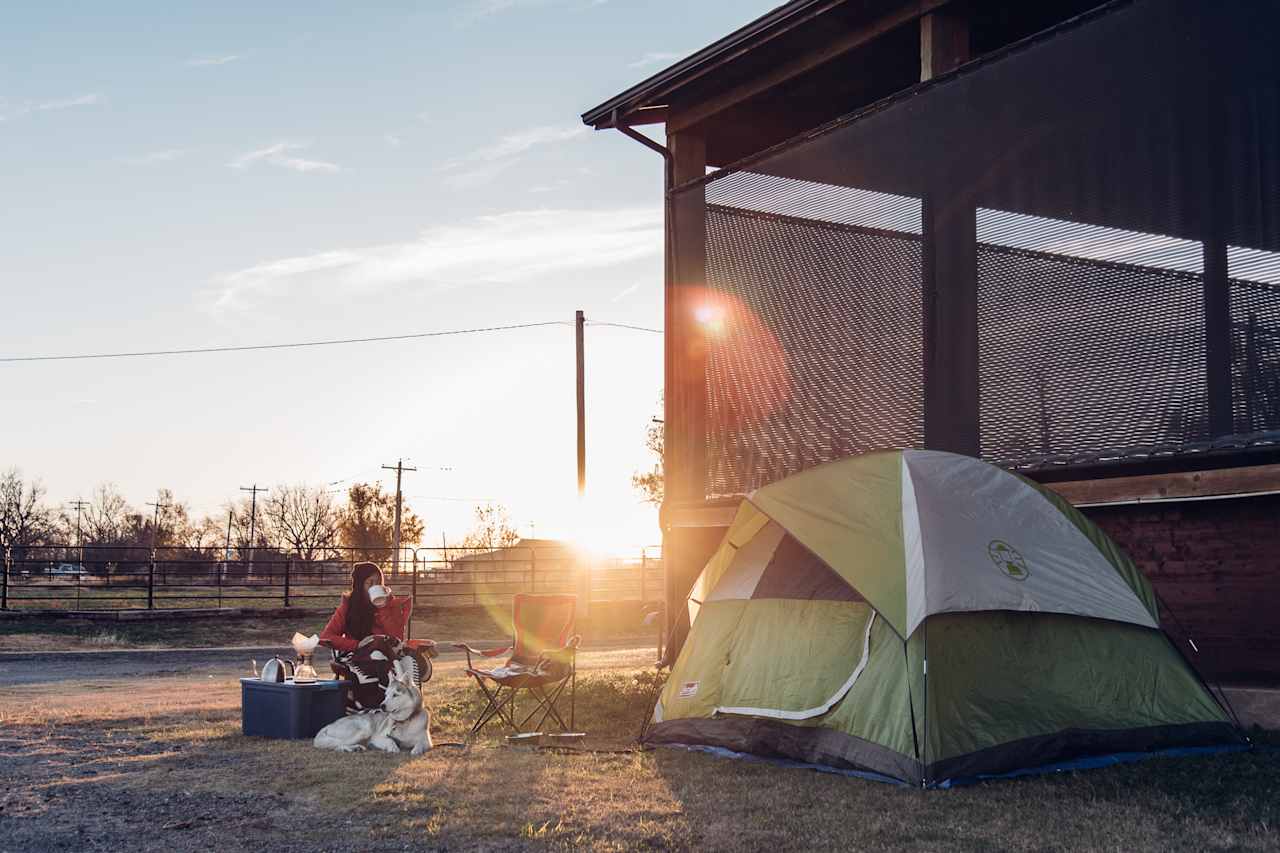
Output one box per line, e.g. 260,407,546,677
644,450,1243,786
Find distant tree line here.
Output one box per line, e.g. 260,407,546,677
0,469,424,563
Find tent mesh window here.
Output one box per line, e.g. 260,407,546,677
669,0,1280,502
700,174,924,498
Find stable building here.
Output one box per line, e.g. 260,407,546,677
582,0,1280,683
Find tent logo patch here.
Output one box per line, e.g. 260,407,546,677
988,540,1029,581
678,681,700,698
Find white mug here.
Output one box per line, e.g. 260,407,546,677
368,584,390,607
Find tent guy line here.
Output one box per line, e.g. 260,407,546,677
0,318,663,363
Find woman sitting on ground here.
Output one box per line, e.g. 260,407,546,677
320,561,426,713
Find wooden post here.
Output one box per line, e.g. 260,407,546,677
1204,238,1232,436
922,193,981,457
662,128,709,657
284,557,291,609
920,6,970,81
410,551,418,639
1,546,9,611
147,556,155,610
640,549,647,604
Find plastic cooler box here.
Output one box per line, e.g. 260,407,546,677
240,678,347,739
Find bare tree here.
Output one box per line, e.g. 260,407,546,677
81,483,133,545
263,484,341,561
631,395,664,507
183,515,226,552
462,502,521,551
0,468,53,547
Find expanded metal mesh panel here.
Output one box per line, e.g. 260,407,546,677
976,209,1209,463
668,0,1280,500
701,176,922,497
1230,247,1280,434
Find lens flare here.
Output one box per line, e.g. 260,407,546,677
693,288,791,428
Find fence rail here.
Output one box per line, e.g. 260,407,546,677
0,544,664,614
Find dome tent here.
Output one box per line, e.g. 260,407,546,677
643,450,1245,786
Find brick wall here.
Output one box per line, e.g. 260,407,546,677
1083,495,1280,685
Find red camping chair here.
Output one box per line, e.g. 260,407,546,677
453,593,580,738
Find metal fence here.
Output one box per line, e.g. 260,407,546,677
0,543,663,613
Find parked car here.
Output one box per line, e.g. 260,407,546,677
51,563,88,577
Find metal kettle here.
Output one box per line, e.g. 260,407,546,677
259,656,295,683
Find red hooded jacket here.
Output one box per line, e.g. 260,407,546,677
320,593,412,653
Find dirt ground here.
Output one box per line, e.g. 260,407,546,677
0,602,659,652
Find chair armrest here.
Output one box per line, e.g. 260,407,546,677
451,642,512,669
451,643,511,657
405,638,438,658
537,635,581,668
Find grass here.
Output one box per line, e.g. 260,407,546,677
0,601,661,651
2,648,1277,852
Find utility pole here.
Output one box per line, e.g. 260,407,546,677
145,496,170,554
381,460,417,573
67,499,89,566
575,309,589,617
239,485,266,575
145,496,169,611
222,506,234,584
576,310,586,498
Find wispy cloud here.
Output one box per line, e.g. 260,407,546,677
123,148,189,165
466,124,587,162
442,159,521,189
438,123,586,188
228,142,340,174
37,93,101,111
457,0,607,25
187,54,241,67
611,281,642,302
384,134,402,148
205,207,661,312
628,51,682,69
1,93,102,122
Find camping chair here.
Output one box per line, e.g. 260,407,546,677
453,593,580,739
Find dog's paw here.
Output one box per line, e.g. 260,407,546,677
338,744,367,753
411,742,430,756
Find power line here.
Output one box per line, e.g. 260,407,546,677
0,321,572,363
585,321,663,334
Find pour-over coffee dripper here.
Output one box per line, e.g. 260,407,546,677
291,632,320,684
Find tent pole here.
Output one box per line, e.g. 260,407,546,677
1152,588,1247,736
903,639,921,775
921,619,929,788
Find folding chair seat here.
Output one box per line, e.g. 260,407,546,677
454,593,580,738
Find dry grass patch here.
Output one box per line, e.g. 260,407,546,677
1,655,1277,852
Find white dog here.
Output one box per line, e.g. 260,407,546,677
314,660,432,755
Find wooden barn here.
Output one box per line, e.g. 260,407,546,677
582,0,1280,685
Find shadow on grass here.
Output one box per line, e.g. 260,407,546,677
645,726,1279,853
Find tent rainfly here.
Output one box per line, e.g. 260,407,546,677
643,450,1246,786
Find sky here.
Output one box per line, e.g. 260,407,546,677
1,0,780,552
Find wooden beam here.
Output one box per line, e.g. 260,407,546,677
920,4,970,81
667,0,949,135
1046,464,1280,506
598,105,668,129
665,504,739,529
